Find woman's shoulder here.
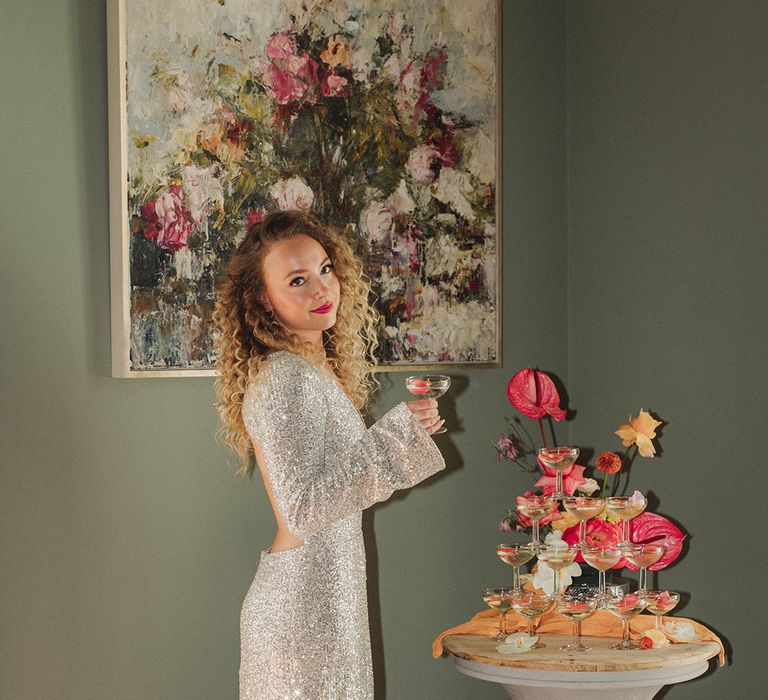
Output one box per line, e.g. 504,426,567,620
247,351,317,394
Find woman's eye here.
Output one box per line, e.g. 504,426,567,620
321,263,334,274
289,276,305,287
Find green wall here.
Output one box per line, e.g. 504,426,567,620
565,2,766,698
1,1,762,698
1,1,566,698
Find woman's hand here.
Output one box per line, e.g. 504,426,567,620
405,399,445,435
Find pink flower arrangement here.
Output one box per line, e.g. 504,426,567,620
140,185,194,252
495,367,686,581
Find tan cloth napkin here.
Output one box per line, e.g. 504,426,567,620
432,608,725,666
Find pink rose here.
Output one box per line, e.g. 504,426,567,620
141,185,193,252
406,145,440,184
506,368,567,421
265,32,297,62
562,519,626,567
321,73,349,97
262,64,306,105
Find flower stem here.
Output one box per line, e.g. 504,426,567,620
538,418,548,448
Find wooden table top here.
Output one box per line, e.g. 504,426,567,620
443,634,721,673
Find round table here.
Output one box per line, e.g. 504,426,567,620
443,633,720,700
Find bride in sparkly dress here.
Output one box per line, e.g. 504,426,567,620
213,210,446,699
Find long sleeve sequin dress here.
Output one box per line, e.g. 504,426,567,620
239,351,446,699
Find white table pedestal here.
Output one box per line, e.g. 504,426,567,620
443,634,719,700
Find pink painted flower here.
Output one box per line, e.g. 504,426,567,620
265,32,297,62
497,517,513,533
262,64,306,105
534,461,587,497
506,368,567,421
406,145,440,184
243,207,266,232
628,513,685,570
141,185,193,252
562,519,626,567
420,46,447,92
321,73,349,97
270,177,314,211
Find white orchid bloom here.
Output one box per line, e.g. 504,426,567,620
495,633,538,654
532,531,581,595
664,620,700,642
576,478,600,496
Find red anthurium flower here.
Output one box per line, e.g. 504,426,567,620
506,368,566,421
627,513,685,570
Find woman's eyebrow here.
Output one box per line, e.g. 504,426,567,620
282,258,331,279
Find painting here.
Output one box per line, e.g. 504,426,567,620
108,0,500,376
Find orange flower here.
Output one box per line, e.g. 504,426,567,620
640,635,654,650
320,37,351,69
596,451,622,474
615,410,662,458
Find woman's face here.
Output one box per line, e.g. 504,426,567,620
260,233,341,347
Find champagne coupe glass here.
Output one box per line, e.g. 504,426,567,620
582,545,623,608
562,496,605,548
643,590,680,630
496,544,536,595
405,375,451,434
605,494,647,549
537,545,578,601
606,593,647,649
510,592,552,647
482,587,514,641
556,593,599,652
624,543,666,593
516,495,558,550
538,446,579,500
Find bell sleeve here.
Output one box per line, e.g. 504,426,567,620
242,353,446,540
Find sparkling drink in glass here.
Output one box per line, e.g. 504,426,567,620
643,590,680,630
556,594,598,652
624,543,666,593
536,545,578,601
516,495,558,550
606,593,647,649
496,543,536,594
606,493,647,548
405,375,451,434
510,592,552,647
562,496,605,548
482,587,514,641
538,446,580,500
582,545,624,608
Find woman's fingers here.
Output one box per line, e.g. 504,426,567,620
405,399,442,432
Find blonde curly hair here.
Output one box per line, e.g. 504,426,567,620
213,210,380,476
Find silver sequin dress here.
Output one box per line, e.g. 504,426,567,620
239,351,446,699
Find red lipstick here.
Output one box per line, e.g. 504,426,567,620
311,302,334,314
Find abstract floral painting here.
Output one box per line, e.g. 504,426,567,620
109,0,499,375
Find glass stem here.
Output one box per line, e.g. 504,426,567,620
532,519,540,548
598,569,606,596
639,567,647,591
622,618,630,644
572,619,579,646
552,568,560,598
556,470,563,496
579,520,587,547
622,519,630,543
512,566,519,592
499,610,504,636
655,614,662,631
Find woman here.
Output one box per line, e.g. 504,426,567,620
213,210,446,699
